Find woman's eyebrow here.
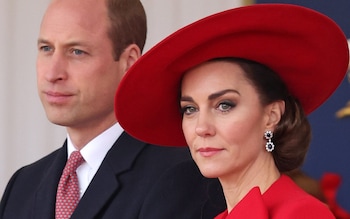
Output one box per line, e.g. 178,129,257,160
208,89,239,100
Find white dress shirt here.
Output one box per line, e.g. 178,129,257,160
66,123,124,198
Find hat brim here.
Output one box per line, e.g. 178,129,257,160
115,3,349,146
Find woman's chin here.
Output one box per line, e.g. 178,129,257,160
198,166,221,178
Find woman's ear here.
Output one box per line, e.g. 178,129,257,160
119,44,141,73
266,100,285,129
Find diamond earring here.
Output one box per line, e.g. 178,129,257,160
264,130,275,152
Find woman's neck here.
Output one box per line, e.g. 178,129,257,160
219,157,280,212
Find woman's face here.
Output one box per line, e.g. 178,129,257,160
180,60,275,179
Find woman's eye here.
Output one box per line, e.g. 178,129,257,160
181,106,197,115
217,101,234,112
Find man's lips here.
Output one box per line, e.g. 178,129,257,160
197,147,224,157
44,91,73,104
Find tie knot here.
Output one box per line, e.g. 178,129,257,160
67,151,85,171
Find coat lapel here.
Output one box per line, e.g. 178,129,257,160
72,132,146,219
201,179,226,219
33,144,67,218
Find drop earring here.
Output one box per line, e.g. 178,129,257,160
264,130,275,152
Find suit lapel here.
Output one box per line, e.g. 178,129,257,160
72,132,146,219
201,179,226,219
33,143,68,219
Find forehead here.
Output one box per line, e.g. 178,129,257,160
40,0,109,40
180,60,260,101
183,60,249,86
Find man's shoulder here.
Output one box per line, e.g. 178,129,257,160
139,143,192,166
22,147,62,171
114,132,192,164
140,159,226,219
8,147,63,183
144,143,190,155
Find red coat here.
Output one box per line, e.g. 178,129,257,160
215,175,335,219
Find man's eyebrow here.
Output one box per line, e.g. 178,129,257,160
37,38,88,48
37,38,49,45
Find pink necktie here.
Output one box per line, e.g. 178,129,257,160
55,151,85,219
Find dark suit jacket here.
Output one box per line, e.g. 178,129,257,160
0,132,225,219
139,159,226,219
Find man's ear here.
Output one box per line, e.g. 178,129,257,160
119,44,141,73
266,100,285,129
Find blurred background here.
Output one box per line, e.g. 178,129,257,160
1,0,349,213
256,0,350,213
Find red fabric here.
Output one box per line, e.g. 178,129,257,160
214,175,335,219
321,173,350,219
115,4,349,147
215,187,268,219
55,151,85,219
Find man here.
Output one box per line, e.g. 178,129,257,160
0,0,224,218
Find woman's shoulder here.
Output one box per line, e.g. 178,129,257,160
270,196,335,218
265,175,335,218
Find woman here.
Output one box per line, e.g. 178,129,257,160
115,4,349,218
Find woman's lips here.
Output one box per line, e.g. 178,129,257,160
197,147,224,157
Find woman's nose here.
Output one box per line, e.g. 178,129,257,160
195,112,215,137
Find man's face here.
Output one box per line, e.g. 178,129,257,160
36,0,123,130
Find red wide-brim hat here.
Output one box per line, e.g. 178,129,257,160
115,4,349,146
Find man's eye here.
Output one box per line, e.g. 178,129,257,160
40,46,52,52
72,49,85,55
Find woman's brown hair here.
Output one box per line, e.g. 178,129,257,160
217,57,311,172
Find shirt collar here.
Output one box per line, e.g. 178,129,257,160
67,123,124,169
